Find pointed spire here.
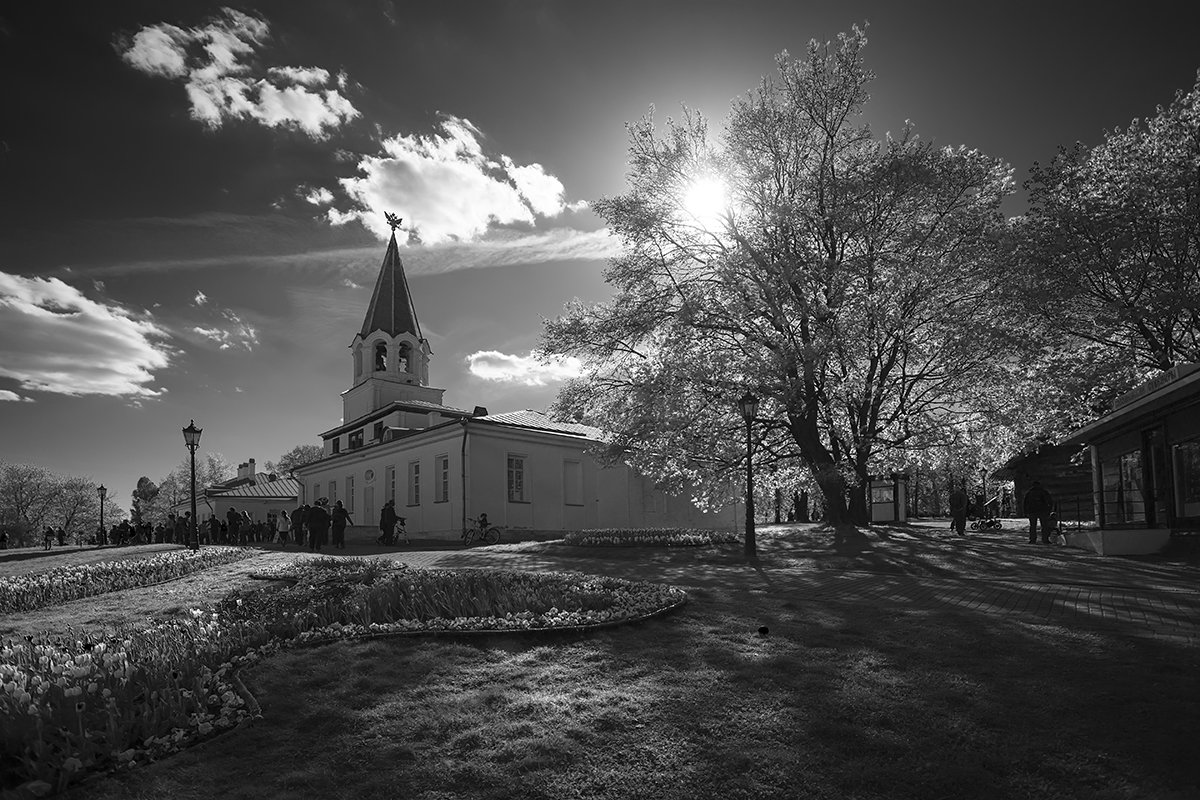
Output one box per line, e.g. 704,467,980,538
359,229,421,340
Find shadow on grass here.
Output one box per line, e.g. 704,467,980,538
77,573,1200,800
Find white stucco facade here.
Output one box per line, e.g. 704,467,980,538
293,227,736,541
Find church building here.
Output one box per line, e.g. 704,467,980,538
293,223,736,540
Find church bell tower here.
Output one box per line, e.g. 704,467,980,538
341,215,445,422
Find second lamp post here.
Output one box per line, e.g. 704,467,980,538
737,392,760,558
183,420,203,551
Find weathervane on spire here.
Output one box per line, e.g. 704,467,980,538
385,212,403,232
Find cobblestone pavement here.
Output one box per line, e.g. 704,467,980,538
391,545,1200,645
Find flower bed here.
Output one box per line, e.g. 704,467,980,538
563,527,740,547
1,558,685,794
0,547,257,614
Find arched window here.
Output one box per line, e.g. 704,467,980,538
354,347,362,377
397,343,411,373
374,342,387,372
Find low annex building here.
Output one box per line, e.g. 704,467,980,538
294,223,735,540
172,458,299,527
1060,363,1200,555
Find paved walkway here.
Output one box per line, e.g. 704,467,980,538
383,542,1200,645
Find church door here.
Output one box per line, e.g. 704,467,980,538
364,486,375,529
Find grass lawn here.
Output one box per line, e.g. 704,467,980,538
6,525,1199,799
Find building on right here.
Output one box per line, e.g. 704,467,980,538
1059,363,1200,555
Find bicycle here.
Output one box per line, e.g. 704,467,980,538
970,515,1003,531
461,516,502,546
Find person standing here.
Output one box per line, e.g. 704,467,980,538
278,510,291,546
307,499,331,552
378,500,398,545
226,507,242,546
1023,480,1054,544
948,485,969,537
331,500,352,549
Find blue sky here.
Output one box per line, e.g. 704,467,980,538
1,0,1196,514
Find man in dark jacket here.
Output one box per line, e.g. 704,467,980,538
1023,481,1054,544
948,485,969,537
306,499,331,552
330,500,352,549
290,505,304,548
378,500,398,545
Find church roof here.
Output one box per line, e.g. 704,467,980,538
480,409,605,440
359,232,421,340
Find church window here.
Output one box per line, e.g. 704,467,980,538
398,343,411,373
563,460,583,506
373,421,384,441
507,455,527,503
386,465,396,503
346,475,355,512
329,481,337,504
374,342,387,371
435,454,449,502
331,437,341,455
407,461,421,506
349,430,364,449
354,347,362,377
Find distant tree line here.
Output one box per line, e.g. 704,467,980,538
0,461,103,547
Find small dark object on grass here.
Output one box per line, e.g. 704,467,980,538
757,626,769,636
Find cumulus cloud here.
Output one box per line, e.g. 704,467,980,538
119,8,358,139
192,307,258,351
326,114,585,243
0,272,170,397
193,290,208,305
467,350,582,386
302,186,334,206
0,390,33,402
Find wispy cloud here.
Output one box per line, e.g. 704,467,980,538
467,350,582,386
118,8,358,139
72,224,619,279
0,272,170,397
191,306,258,351
326,114,586,243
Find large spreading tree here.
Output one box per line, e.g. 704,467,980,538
543,27,1014,526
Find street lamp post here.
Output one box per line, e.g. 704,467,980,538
980,467,988,514
182,420,203,551
737,392,760,558
97,484,106,546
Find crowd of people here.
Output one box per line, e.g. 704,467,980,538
8,498,414,553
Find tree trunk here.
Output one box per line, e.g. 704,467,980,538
798,490,809,522
847,481,869,526
812,464,848,526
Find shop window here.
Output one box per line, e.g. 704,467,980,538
1101,450,1146,524
1174,439,1200,518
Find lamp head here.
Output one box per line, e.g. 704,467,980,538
97,484,106,500
737,392,760,423
182,419,203,449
